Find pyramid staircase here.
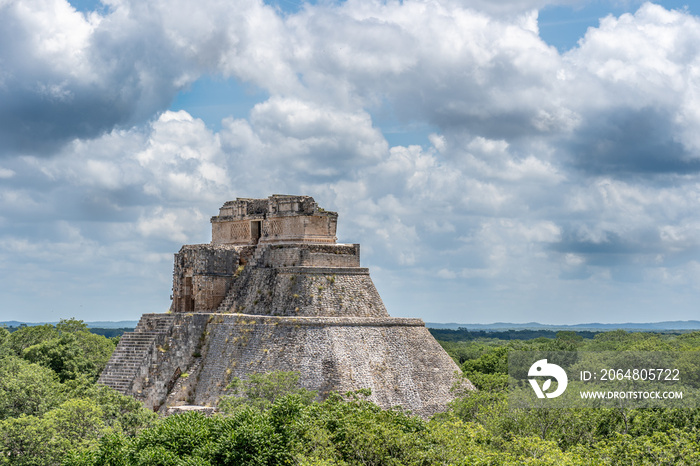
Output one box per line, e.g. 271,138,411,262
247,244,268,268
161,355,204,408
215,245,268,312
98,314,175,394
215,290,236,313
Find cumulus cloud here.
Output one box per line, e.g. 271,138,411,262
3,0,700,322
562,4,700,173
0,0,290,155
136,206,206,243
0,168,15,178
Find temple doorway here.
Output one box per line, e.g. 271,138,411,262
251,220,261,244
184,277,194,312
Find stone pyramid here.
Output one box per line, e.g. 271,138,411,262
99,195,468,417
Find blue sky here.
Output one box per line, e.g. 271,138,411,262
1,0,699,325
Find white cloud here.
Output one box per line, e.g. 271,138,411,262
437,268,456,279
32,110,231,204
562,3,700,164
246,97,387,170
137,207,205,243
0,0,291,154
3,0,700,322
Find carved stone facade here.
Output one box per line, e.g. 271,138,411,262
99,195,470,418
171,244,252,313
211,195,338,246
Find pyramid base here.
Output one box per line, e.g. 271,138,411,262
100,312,467,418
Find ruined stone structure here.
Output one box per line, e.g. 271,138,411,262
99,195,468,417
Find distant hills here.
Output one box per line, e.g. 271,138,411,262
3,320,700,332
426,321,700,331
1,320,139,329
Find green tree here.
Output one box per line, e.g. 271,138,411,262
461,345,509,375
0,414,54,466
0,356,63,419
63,377,157,436
0,399,113,466
21,319,115,381
0,327,9,348
1,324,58,358
74,405,303,466
45,399,111,459
579,429,700,465
219,370,317,413
293,390,427,465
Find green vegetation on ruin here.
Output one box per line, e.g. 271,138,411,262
2,320,700,464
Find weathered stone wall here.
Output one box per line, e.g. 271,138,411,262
171,244,253,313
98,314,174,396
193,313,463,418
103,311,466,417
211,195,338,245
223,266,389,318
212,215,338,245
101,194,472,418
100,313,211,411
260,244,360,268
131,313,210,411
212,220,250,246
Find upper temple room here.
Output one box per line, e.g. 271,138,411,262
210,195,339,246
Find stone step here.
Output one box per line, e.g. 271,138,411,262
101,375,136,380
101,368,137,375
133,328,170,335
102,363,141,370
98,378,132,387
101,368,138,377
119,333,161,340
215,253,272,311
216,297,234,312
102,387,130,393
100,378,136,385
111,349,156,355
100,374,134,381
109,350,152,356
99,314,176,394
112,342,155,349
216,292,236,312
247,245,268,267
110,351,152,357
112,348,152,363
109,350,154,357
107,360,149,367
99,378,133,386
102,365,142,376
102,365,139,372
111,352,151,357
133,315,176,333
112,343,157,349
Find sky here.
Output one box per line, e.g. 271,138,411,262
1,0,699,325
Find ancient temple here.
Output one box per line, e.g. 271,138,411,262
99,195,468,417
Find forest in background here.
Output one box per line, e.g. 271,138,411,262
1,319,699,465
